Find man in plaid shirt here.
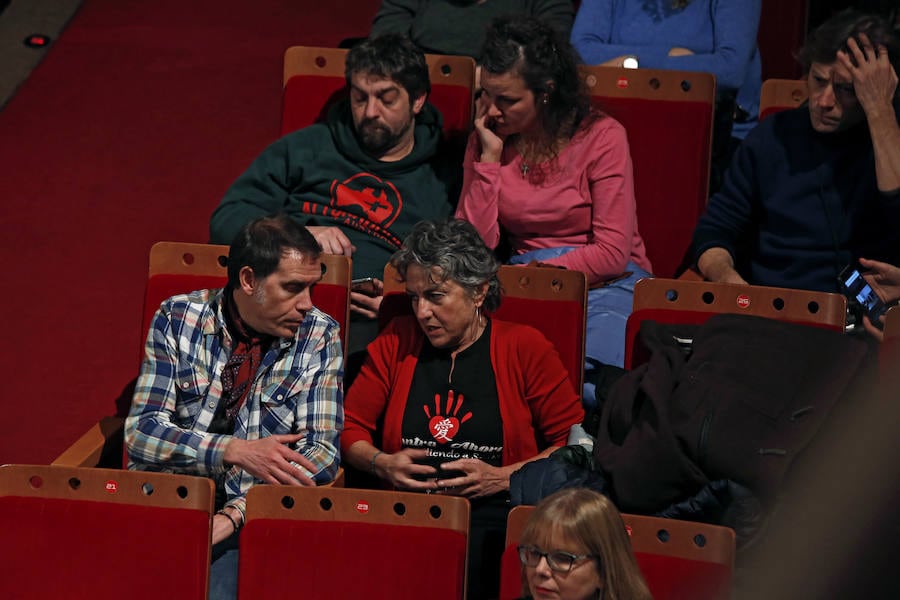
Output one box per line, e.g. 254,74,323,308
125,214,343,600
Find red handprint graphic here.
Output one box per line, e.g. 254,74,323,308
423,390,472,444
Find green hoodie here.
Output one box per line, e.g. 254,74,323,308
210,100,457,279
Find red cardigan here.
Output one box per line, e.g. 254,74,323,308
342,316,584,466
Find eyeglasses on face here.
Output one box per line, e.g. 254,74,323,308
517,544,596,573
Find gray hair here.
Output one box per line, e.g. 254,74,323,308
390,219,502,312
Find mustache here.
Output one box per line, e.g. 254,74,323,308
360,118,387,130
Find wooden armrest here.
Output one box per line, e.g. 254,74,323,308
51,416,124,468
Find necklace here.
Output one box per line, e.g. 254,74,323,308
516,136,536,179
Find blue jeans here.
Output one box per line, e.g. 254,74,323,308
209,532,239,600
510,248,652,407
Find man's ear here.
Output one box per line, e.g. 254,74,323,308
412,92,428,115
238,265,257,296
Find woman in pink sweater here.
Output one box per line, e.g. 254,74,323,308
456,16,653,395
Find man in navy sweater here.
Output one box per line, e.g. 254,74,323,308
692,10,900,293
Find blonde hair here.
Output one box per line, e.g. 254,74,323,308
519,488,652,600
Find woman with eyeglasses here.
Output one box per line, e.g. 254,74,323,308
517,488,651,600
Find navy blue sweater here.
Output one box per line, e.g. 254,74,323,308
692,105,900,293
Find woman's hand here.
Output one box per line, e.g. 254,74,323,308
375,448,438,491
350,278,384,318
433,458,512,499
473,93,505,163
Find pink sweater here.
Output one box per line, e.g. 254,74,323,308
456,115,652,284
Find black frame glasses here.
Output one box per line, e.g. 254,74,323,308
517,544,596,573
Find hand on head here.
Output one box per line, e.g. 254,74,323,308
837,33,899,118
474,93,506,163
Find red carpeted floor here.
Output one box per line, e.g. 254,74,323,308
0,0,378,464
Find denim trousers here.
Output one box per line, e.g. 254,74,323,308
209,531,240,600
509,248,652,407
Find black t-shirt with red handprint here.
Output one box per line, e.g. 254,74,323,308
402,320,503,476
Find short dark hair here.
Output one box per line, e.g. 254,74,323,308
480,16,595,168
227,214,322,287
390,219,502,312
345,34,430,101
798,9,900,73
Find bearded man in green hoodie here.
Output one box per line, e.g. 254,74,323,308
210,34,457,358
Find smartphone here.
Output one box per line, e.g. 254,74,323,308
351,277,377,296
410,454,466,482
839,264,888,330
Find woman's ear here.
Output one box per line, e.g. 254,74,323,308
473,282,490,308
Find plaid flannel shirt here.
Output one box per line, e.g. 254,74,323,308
125,288,343,517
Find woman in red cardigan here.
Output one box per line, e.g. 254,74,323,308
342,218,583,599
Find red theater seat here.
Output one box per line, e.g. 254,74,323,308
238,485,469,600
582,66,716,279
624,277,847,369
623,513,734,600
0,464,213,600
759,78,808,120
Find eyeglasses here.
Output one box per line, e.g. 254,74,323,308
517,544,596,573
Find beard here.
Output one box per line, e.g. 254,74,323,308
356,114,414,157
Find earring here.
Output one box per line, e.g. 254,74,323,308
542,96,549,105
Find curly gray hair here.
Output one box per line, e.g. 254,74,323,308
390,219,502,312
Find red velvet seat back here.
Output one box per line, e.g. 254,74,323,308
499,544,523,600
238,519,467,599
494,296,583,391
634,553,732,600
597,95,711,278
0,497,210,599
0,465,213,600
280,74,346,135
